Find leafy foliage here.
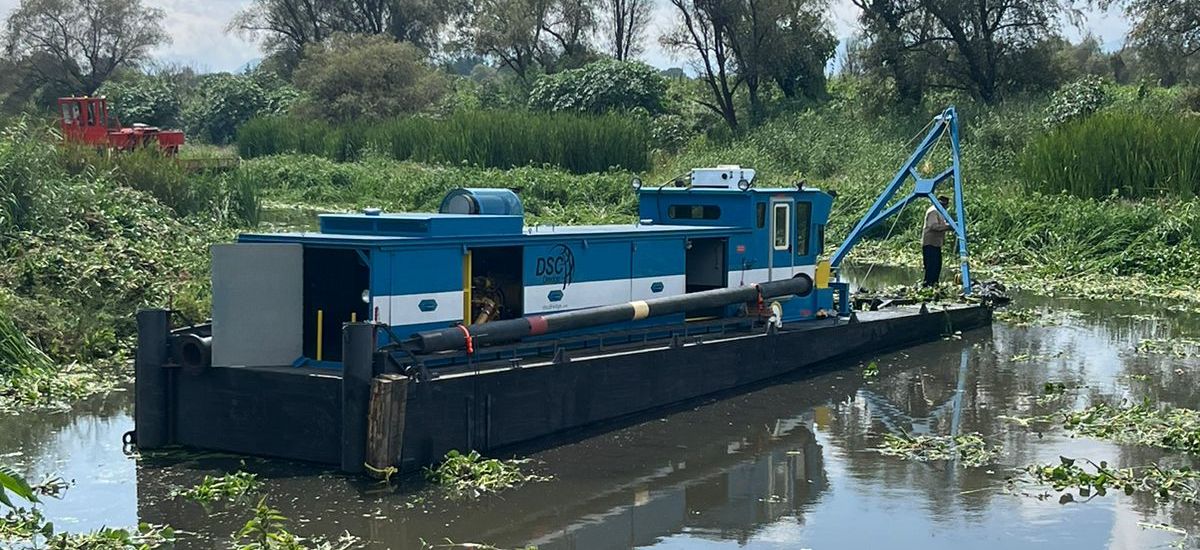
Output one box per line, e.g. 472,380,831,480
425,450,547,498
0,120,234,408
235,497,360,550
528,59,667,114
183,74,295,144
237,111,650,173
97,74,182,128
1023,456,1200,504
1042,75,1110,127
292,34,448,122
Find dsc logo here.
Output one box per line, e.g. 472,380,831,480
535,244,575,289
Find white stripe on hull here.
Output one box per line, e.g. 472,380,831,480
373,290,464,325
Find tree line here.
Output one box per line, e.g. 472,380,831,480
2,0,1199,137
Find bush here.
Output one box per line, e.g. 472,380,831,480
292,34,448,122
528,59,667,115
1043,76,1109,127
97,74,182,128
237,111,651,173
182,74,295,144
1021,111,1200,199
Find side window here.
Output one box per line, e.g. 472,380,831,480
756,203,766,229
795,201,812,256
86,102,97,126
772,203,790,251
668,204,721,220
817,225,826,256
61,104,76,124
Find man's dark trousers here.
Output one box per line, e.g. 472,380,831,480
922,245,942,287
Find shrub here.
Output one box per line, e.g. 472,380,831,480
1043,76,1109,127
292,34,448,122
529,59,668,115
237,111,651,173
1021,111,1200,199
97,74,182,128
182,74,294,144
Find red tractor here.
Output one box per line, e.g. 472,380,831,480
57,96,185,154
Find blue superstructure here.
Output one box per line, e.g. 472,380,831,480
218,166,838,367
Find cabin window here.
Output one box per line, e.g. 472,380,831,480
772,203,790,251
86,102,97,126
795,202,812,256
668,204,721,220
61,103,79,125
756,203,766,229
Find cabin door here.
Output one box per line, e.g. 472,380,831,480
768,199,796,281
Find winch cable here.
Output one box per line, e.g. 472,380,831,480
857,117,948,290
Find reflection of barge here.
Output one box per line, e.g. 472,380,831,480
133,108,987,474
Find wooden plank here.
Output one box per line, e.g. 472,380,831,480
365,374,409,479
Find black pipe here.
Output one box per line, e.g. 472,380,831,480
407,275,813,354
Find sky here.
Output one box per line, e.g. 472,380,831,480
0,0,1134,74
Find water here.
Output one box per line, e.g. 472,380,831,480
4,279,1200,549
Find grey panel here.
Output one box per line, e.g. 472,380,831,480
212,243,303,367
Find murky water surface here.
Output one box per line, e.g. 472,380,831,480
5,268,1200,549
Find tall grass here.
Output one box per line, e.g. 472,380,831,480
1021,112,1200,199
237,111,651,173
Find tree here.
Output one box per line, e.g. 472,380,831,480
292,34,447,122
468,0,553,83
851,0,1076,104
229,0,466,74
1107,0,1200,58
3,0,168,94
850,0,938,107
661,0,742,130
661,0,836,130
601,0,653,60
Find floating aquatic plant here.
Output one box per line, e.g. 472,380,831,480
1064,403,1200,454
1021,456,1200,504
425,450,548,498
874,432,999,468
177,470,261,504
1135,338,1200,358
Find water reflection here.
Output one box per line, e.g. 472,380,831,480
4,276,1200,549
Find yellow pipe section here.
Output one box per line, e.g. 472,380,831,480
316,309,324,361
463,250,473,326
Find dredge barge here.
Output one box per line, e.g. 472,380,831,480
133,108,990,474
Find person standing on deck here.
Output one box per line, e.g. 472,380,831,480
922,195,953,287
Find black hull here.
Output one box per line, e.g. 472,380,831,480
133,305,991,473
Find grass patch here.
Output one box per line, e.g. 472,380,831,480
874,432,999,467
237,111,651,174
1021,112,1200,199
424,450,547,498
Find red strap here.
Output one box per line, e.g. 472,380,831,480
456,324,474,354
